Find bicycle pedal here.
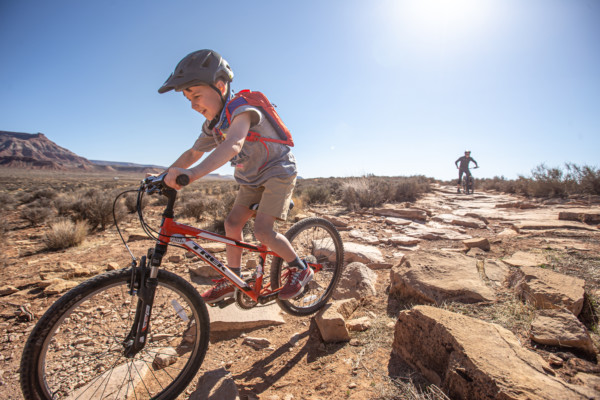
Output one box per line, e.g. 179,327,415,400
216,297,235,308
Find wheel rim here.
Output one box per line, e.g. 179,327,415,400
281,223,342,310
36,277,203,399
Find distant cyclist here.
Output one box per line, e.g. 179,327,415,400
455,150,478,193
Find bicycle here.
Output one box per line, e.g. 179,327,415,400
20,173,345,400
461,167,478,195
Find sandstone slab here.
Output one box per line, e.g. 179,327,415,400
208,302,285,332
372,207,428,221
432,214,487,229
502,251,548,268
389,251,496,304
530,308,595,354
509,266,585,316
393,305,597,400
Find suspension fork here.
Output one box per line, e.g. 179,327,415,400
123,244,166,357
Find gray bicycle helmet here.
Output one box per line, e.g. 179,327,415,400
158,49,234,94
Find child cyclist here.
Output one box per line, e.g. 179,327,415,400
157,49,312,303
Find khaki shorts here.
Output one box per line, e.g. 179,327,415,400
234,175,297,220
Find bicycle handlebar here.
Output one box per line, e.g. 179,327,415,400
176,174,190,186
142,173,189,193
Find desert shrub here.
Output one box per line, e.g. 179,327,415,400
17,188,58,205
20,206,54,226
525,164,572,198
566,163,600,195
53,193,82,217
340,177,393,210
44,219,89,250
392,176,431,202
179,198,209,221
72,189,125,230
0,192,15,211
124,193,148,213
303,185,332,205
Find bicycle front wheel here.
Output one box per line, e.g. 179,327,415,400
20,268,209,400
271,217,344,316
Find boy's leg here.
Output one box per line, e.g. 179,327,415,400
254,212,313,300
200,198,254,305
253,213,296,262
224,204,255,271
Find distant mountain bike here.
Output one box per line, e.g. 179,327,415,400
20,173,344,400
461,166,479,195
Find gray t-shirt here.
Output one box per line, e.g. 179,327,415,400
192,101,297,187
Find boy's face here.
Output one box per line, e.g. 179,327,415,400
183,82,226,120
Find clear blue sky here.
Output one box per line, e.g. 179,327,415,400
1,0,598,180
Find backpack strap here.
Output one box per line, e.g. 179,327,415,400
224,90,294,147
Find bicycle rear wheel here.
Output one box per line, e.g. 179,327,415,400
271,217,344,316
20,268,209,400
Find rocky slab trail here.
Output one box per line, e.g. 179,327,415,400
2,184,600,399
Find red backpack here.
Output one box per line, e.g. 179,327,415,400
222,90,294,147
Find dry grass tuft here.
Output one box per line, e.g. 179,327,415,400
44,219,89,250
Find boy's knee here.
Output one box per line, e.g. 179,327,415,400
254,224,275,244
224,216,243,235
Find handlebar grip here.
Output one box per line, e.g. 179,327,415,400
176,174,190,187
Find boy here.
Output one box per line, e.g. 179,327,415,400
158,49,312,303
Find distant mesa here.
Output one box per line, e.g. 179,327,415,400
0,130,231,179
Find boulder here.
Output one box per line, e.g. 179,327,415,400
333,262,377,300
315,299,358,343
390,251,496,304
530,309,596,355
392,305,597,400
509,266,585,316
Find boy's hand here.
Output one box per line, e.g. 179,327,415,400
165,167,191,190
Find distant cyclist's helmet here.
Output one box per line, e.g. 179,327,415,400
158,49,234,94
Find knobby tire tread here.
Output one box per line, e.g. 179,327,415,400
20,268,210,400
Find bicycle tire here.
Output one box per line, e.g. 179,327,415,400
20,268,210,400
270,217,344,316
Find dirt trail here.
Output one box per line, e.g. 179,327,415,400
1,184,599,399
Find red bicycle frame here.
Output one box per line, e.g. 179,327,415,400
157,217,280,301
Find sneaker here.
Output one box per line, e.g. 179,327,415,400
279,267,314,300
457,188,461,194
201,278,235,304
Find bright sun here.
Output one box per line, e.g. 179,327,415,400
381,0,495,47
